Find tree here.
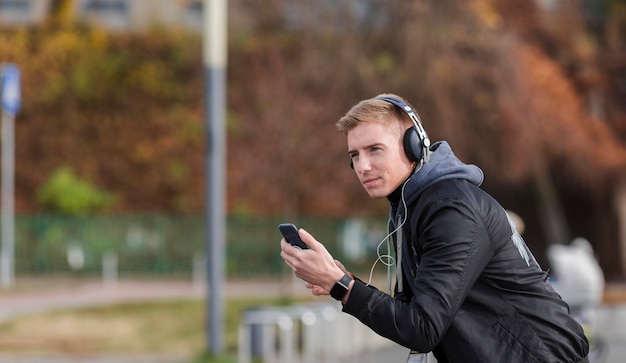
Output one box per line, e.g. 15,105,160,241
2,0,625,277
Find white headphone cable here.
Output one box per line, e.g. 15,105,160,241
365,174,411,289
365,160,423,294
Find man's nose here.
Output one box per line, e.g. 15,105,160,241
353,157,371,173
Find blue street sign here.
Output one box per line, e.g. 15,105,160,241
1,64,21,115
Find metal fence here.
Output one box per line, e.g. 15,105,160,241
238,302,402,363
12,214,387,280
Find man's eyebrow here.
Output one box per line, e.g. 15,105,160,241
348,143,382,154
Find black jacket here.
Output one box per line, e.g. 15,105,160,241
342,142,589,363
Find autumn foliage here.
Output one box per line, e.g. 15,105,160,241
1,0,626,276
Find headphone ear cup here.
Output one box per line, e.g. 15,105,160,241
403,126,423,162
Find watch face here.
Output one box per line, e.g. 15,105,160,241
330,275,352,300
330,284,347,300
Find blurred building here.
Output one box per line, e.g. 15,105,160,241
0,0,50,26
0,0,203,32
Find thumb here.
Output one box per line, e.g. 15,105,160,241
299,228,324,251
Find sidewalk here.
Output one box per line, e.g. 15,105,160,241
0,355,186,363
0,278,313,363
1,280,202,323
0,277,314,323
3,278,625,322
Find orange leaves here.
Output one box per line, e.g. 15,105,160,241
511,42,626,190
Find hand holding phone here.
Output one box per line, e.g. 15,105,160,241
279,223,309,249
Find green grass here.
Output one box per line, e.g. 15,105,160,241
0,296,305,363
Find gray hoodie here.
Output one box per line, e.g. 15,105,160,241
389,141,484,223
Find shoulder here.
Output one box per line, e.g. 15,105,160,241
415,178,487,208
410,179,505,236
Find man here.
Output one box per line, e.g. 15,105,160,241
280,94,589,363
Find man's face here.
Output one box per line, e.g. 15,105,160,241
347,121,415,199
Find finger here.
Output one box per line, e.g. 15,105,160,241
280,238,300,256
308,284,321,295
313,285,329,296
280,246,297,271
299,228,325,251
304,282,326,295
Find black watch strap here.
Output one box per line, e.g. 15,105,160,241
330,274,353,301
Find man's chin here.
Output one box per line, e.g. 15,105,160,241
365,189,388,199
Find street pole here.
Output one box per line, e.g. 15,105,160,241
1,111,15,289
1,63,20,290
204,0,227,355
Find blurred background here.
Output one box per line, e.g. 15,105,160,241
0,0,625,362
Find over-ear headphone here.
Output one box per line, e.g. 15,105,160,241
350,96,431,169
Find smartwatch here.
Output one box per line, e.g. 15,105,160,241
330,274,353,301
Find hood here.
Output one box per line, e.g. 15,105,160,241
389,141,484,220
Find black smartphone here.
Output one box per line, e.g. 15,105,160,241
278,223,309,249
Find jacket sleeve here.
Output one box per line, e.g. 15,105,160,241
342,197,493,352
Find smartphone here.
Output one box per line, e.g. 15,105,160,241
278,223,309,249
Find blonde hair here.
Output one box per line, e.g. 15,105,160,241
336,93,414,136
